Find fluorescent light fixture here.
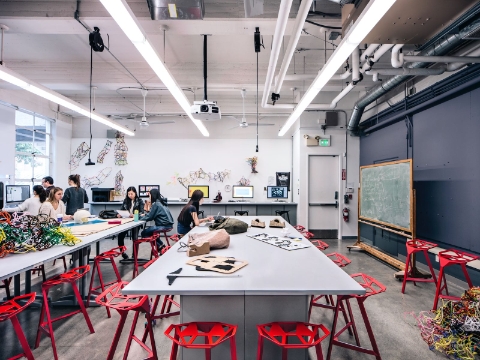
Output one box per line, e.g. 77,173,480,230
0,65,134,136
99,0,209,137
278,0,396,136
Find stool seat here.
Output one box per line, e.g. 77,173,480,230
234,210,249,216
157,228,173,246
165,322,238,360
433,249,479,310
402,239,438,294
326,253,351,267
35,266,94,360
311,240,329,250
96,281,157,360
293,225,305,231
275,210,290,223
302,231,315,240
0,293,37,360
257,322,330,360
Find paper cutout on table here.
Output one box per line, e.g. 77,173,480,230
237,176,250,186
116,210,130,218
69,142,90,171
96,140,112,163
114,170,124,196
247,233,310,251
81,167,112,188
170,168,231,189
186,255,248,274
114,131,128,166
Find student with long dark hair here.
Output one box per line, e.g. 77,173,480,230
62,174,89,215
140,189,174,249
177,189,213,235
116,186,144,259
2,185,46,214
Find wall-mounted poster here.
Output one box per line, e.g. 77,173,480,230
276,172,290,191
139,185,160,198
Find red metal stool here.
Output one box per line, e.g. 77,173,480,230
132,233,160,278
169,234,180,243
1,277,12,299
165,322,238,360
52,256,68,272
302,231,315,240
87,245,126,318
326,253,351,267
294,225,305,232
256,322,330,360
157,228,173,246
311,240,329,250
326,273,386,360
433,249,479,310
0,292,37,360
35,265,94,360
96,281,157,360
401,239,438,294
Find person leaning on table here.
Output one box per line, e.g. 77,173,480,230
177,189,213,235
140,189,174,251
2,185,46,215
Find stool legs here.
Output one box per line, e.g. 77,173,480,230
433,263,471,310
401,249,438,294
107,312,128,360
10,315,35,360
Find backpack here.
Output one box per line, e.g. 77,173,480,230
208,217,248,235
98,210,118,219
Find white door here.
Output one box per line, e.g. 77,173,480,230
308,155,339,239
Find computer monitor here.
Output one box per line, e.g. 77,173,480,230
138,185,160,198
188,185,209,198
5,185,31,203
232,186,254,198
267,186,288,199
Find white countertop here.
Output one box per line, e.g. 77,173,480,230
123,216,364,296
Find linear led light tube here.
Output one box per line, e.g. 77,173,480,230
0,65,135,136
278,0,397,136
99,0,209,137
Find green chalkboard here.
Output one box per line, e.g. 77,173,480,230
360,160,413,232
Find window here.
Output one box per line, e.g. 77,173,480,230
15,110,52,186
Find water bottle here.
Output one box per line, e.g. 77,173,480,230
134,209,139,222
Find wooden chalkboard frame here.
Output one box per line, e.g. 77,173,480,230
359,159,413,233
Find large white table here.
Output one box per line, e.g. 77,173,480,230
0,219,144,303
123,216,364,360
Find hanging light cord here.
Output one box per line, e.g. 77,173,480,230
88,45,93,160
256,51,259,152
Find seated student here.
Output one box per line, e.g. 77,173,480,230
116,186,144,260
39,187,73,221
140,189,174,250
177,189,213,235
3,185,46,215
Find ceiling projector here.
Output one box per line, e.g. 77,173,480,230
191,100,221,121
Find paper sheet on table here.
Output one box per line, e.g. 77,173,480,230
69,218,134,236
116,210,130,218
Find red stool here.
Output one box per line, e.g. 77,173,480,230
311,240,329,250
157,228,173,246
165,322,238,360
52,256,68,272
169,234,181,243
326,273,386,360
256,322,330,360
326,253,351,267
302,231,315,240
0,292,37,360
433,249,479,310
96,281,157,360
132,233,160,278
87,245,126,318
294,225,305,232
401,239,438,294
35,265,95,360
142,246,172,269
1,277,12,299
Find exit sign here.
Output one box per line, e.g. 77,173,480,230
319,138,330,146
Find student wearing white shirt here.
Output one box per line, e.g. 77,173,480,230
39,187,73,221
2,185,47,214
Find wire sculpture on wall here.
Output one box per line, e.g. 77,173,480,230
69,142,90,171
81,167,112,188
237,177,251,186
114,131,128,166
169,168,231,189
246,156,258,173
114,170,124,196
97,140,113,163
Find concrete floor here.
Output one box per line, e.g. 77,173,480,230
0,237,461,360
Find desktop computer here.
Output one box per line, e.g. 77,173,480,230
5,185,30,204
188,185,209,198
267,186,288,202
232,186,254,202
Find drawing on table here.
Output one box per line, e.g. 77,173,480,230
114,131,128,166
81,167,112,188
69,142,90,171
247,233,310,251
97,140,113,163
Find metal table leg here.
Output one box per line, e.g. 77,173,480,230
14,274,21,297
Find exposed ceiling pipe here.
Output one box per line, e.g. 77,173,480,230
366,67,446,77
360,43,380,70
403,55,480,64
273,0,313,98
351,46,360,82
391,44,404,68
261,0,294,108
361,44,394,72
347,17,480,135
280,70,350,81
447,43,480,71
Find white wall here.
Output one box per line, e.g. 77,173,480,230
294,112,360,238
71,138,293,202
0,104,16,185
52,118,73,189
